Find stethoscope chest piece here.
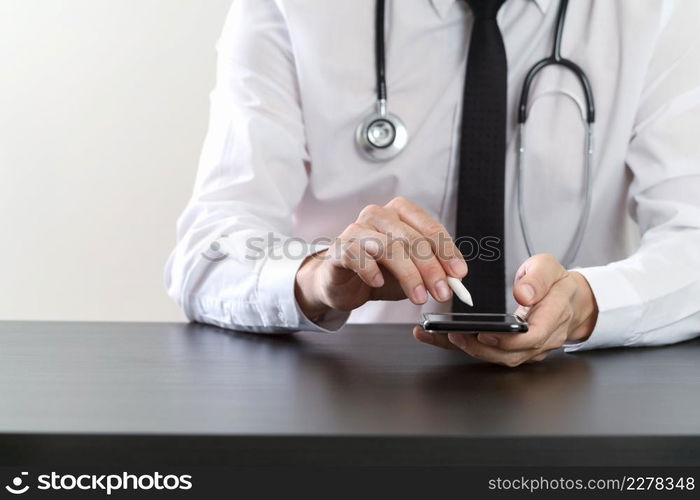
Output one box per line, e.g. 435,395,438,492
356,105,408,161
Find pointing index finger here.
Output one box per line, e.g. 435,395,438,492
385,197,467,278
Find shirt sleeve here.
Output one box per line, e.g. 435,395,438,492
566,1,700,352
164,0,349,333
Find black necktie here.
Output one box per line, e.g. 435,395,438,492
454,0,508,314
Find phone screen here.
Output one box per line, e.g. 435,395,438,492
425,313,515,323
421,313,528,333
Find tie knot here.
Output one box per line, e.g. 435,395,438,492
466,0,506,20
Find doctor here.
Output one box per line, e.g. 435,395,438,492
166,0,700,366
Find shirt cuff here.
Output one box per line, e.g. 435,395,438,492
257,241,349,333
564,265,645,352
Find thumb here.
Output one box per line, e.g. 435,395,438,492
513,254,567,307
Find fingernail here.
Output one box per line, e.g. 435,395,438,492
371,273,384,287
416,329,434,344
478,334,499,346
520,284,535,303
435,280,451,302
449,258,467,277
448,333,466,348
413,285,428,304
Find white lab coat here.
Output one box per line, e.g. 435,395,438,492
165,0,700,351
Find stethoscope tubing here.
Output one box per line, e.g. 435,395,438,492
515,0,595,267
375,0,388,104
517,0,594,124
362,0,596,267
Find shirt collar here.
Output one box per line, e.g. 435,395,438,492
429,0,552,19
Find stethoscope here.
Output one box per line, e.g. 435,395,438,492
356,0,595,267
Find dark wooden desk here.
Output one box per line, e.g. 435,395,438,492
0,322,698,466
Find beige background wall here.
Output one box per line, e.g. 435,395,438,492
0,0,233,321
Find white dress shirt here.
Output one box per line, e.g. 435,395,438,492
165,0,700,351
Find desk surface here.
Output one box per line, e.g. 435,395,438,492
1,321,699,466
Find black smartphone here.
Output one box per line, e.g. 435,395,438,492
421,313,529,333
